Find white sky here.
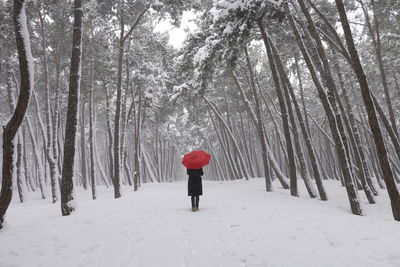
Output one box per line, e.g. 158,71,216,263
154,11,198,49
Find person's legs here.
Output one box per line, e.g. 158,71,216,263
195,196,199,210
191,196,195,210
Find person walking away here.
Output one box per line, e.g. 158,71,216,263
187,168,203,212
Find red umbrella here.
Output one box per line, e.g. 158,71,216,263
182,150,211,169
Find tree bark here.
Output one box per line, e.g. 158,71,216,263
335,0,400,220
89,20,96,200
113,2,148,197
0,0,33,228
258,20,298,196
60,0,83,216
38,7,59,203
229,70,290,189
361,0,399,139
133,84,142,191
268,36,326,199
286,1,362,215
80,100,87,189
102,79,114,179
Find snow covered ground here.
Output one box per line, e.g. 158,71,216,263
1,178,399,267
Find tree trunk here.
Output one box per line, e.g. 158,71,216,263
80,101,87,190
38,7,59,204
332,53,377,200
102,79,114,179
113,2,147,197
286,1,362,215
60,0,83,216
133,84,142,191
26,119,46,199
16,137,24,203
361,0,399,139
257,20,298,196
0,0,33,228
229,71,290,189
268,36,325,199
335,0,400,220
89,21,96,200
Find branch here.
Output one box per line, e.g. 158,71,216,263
121,7,149,45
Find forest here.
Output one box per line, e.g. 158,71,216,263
0,0,400,265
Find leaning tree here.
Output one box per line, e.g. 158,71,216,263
0,0,33,229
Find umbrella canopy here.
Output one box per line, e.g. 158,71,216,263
182,150,211,169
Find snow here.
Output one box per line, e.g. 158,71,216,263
1,179,400,267
193,37,220,66
210,0,283,24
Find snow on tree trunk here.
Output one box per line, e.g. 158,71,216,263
286,1,362,215
230,71,290,190
258,20,298,196
38,8,59,203
267,37,319,199
60,0,83,216
0,0,33,228
335,0,400,221
80,101,87,190
89,20,96,200
25,118,46,199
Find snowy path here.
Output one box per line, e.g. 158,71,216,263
1,179,400,267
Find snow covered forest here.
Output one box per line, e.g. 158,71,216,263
1,0,400,266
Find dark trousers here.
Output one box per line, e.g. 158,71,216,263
191,195,199,208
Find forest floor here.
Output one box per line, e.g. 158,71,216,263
1,178,400,267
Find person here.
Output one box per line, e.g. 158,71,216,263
187,168,203,212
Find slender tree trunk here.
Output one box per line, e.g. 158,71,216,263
22,127,33,192
94,142,109,187
332,54,377,199
38,8,59,203
229,71,290,189
80,101,87,190
361,0,399,139
258,21,297,195
60,0,83,216
370,94,400,164
16,137,24,203
335,0,400,220
102,80,114,179
238,109,256,177
297,0,357,192
286,1,362,215
89,21,96,200
113,2,147,197
26,119,46,199
294,54,312,135
133,84,142,191
208,108,238,180
53,38,62,174
112,0,127,197
268,36,324,199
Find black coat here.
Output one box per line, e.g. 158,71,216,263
187,168,203,196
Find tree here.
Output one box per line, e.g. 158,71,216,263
60,0,83,216
112,0,148,198
334,0,400,221
0,0,33,228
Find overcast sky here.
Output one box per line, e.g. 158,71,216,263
154,11,198,49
